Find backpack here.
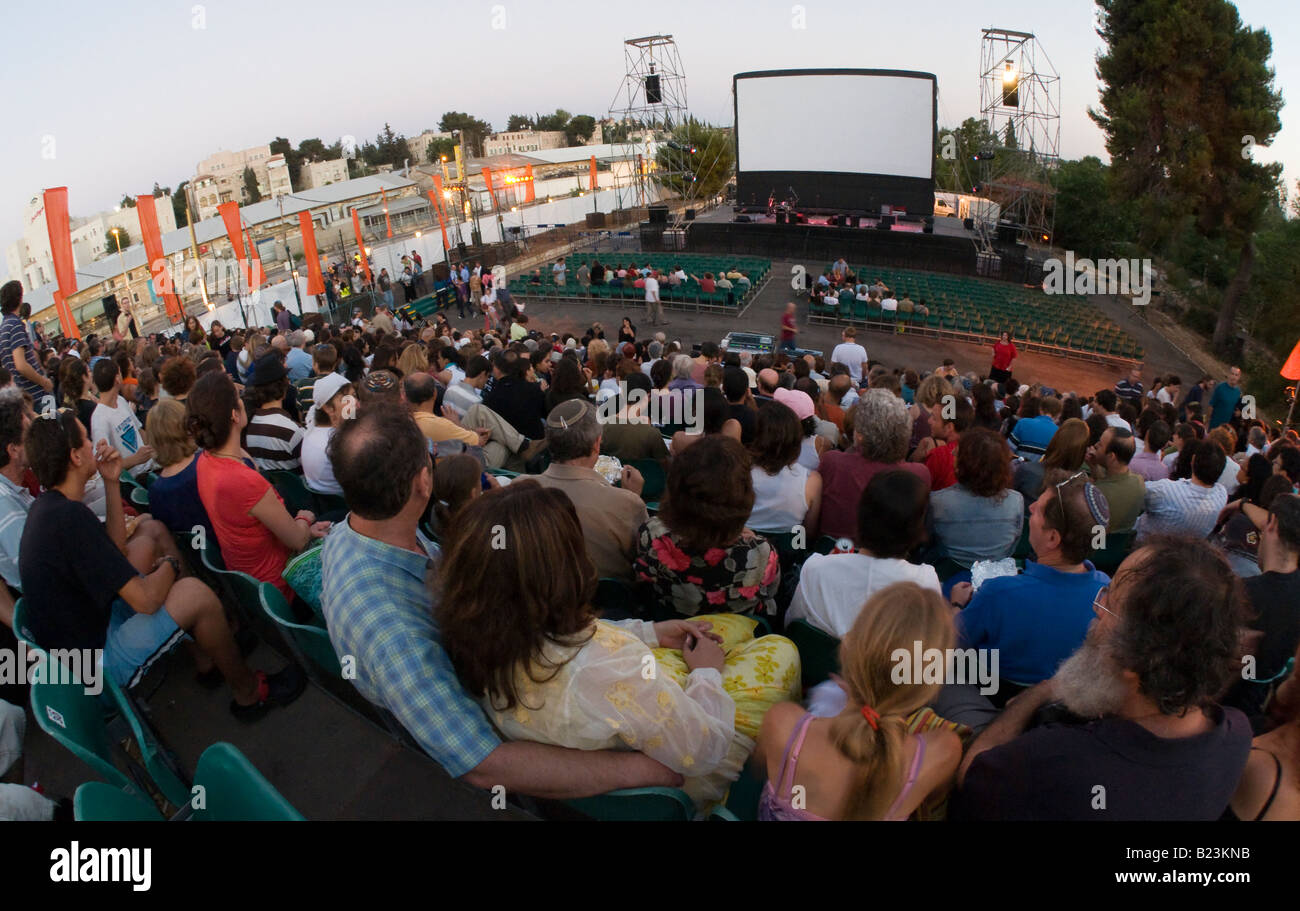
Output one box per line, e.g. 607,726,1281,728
289,312,302,330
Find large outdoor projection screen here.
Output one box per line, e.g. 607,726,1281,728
733,69,937,215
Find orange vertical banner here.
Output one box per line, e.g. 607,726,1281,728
136,195,182,323
381,188,394,238
427,191,450,252
217,201,249,282
351,209,372,285
245,226,265,289
589,156,597,191
524,165,535,203
298,211,325,296
481,167,499,211
41,187,81,339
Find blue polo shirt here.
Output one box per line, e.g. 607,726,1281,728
1009,415,1059,462
956,560,1110,685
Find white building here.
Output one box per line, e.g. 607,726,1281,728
302,158,348,188
484,129,568,156
5,193,177,292
410,130,454,164
191,144,275,219
266,155,294,199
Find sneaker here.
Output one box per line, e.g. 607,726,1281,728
229,665,307,723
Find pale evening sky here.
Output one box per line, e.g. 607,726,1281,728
2,0,1294,255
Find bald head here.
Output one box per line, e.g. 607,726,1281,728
271,335,289,353
829,374,851,403
758,368,780,395
403,372,439,409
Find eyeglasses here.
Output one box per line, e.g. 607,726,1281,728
1092,585,1116,619
1053,470,1086,520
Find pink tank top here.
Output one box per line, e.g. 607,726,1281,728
756,712,926,821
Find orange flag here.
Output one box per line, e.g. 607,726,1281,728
41,188,81,339
589,156,598,191
217,202,251,285
136,195,182,322
351,209,372,284
481,167,499,211
427,191,450,252
524,165,535,203
245,226,265,288
1282,338,1300,381
381,188,394,238
298,211,325,296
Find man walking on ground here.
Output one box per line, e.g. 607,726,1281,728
644,270,664,327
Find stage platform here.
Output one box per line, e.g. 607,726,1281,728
644,210,1040,283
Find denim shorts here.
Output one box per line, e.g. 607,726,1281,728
104,598,189,689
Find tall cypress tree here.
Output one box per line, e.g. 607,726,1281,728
1089,0,1283,350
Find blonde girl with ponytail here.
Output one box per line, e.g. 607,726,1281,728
754,582,963,820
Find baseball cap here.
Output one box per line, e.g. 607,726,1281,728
312,372,350,408
774,387,815,421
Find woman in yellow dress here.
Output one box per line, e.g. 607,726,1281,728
436,480,800,807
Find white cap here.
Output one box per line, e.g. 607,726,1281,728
313,372,351,408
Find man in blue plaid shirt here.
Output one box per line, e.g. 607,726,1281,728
320,403,681,797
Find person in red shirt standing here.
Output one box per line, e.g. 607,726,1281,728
779,302,799,354
990,331,1018,384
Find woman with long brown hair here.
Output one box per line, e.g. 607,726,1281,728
437,479,754,806
755,582,962,820
1013,416,1089,511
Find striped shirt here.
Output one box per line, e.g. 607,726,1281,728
0,473,33,590
244,408,304,472
320,517,497,778
0,313,44,398
1135,478,1227,542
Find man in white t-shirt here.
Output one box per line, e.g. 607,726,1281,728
829,327,869,383
644,272,664,327
880,294,899,313
89,359,155,479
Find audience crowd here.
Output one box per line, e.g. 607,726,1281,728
2,269,1298,824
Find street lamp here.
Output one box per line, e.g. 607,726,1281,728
111,227,136,330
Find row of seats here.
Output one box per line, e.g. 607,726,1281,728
813,263,1144,361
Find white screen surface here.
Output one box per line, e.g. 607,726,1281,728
736,73,934,179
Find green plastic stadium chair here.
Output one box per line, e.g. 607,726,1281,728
104,673,192,809
30,659,145,800
630,459,666,502
1091,529,1135,577
74,782,166,821
190,741,304,821
11,597,36,649
566,786,694,821
264,470,316,515
784,619,841,690
261,581,342,679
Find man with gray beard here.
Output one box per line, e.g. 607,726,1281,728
951,536,1252,820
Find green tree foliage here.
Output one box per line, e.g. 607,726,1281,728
106,226,131,253
534,108,571,132
242,166,262,203
438,112,492,157
1090,0,1284,350
506,114,534,131
934,118,999,193
426,136,457,164
1050,157,1138,261
173,180,189,227
565,115,597,146
653,119,734,199
118,195,137,209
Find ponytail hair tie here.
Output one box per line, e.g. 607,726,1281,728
860,705,880,730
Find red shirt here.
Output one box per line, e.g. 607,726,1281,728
780,312,797,342
992,341,1018,372
196,451,292,599
698,277,716,293
925,441,958,491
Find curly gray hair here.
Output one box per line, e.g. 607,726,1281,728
853,388,914,463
